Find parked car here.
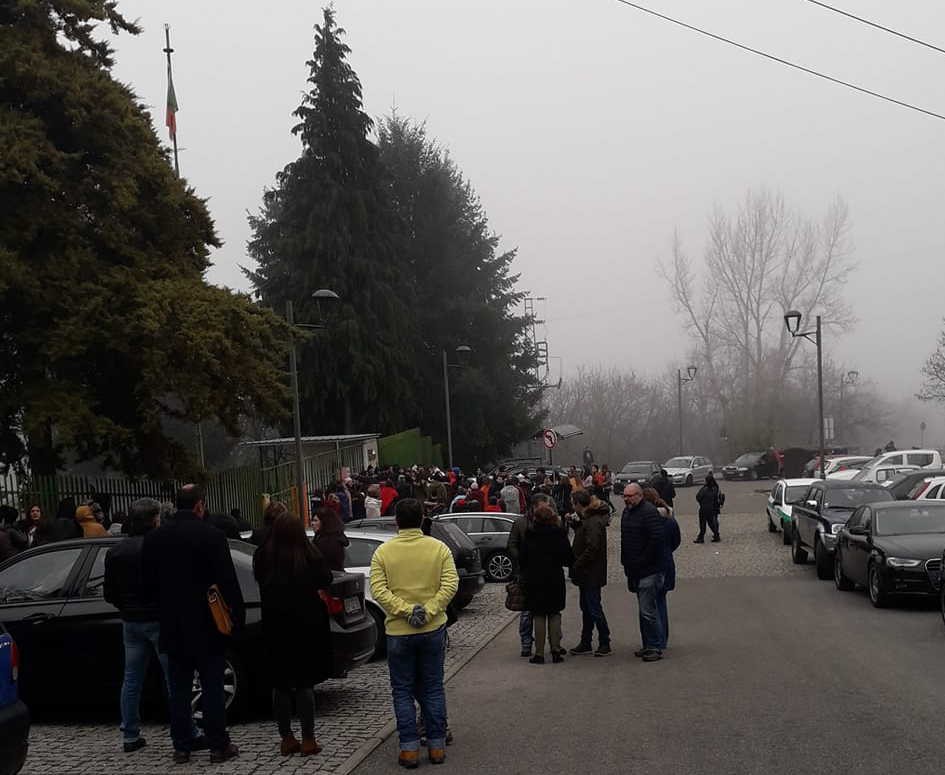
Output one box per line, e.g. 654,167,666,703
0,538,376,715
853,449,943,483
344,518,485,608
912,476,945,501
0,624,28,775
834,502,945,608
722,452,779,481
613,461,661,491
342,529,397,659
790,480,893,579
765,478,817,545
662,456,713,487
821,456,873,476
888,469,945,500
433,513,516,582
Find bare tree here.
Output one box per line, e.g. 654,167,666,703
659,189,855,447
918,326,945,403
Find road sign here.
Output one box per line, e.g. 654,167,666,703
542,428,558,450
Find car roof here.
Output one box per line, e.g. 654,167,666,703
435,512,517,520
624,461,656,466
870,500,945,512
344,528,394,542
812,479,888,489
780,478,818,486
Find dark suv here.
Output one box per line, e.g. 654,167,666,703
790,480,893,579
345,518,485,608
613,461,661,491
723,451,779,480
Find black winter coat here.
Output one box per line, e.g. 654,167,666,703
141,511,245,660
255,552,334,689
696,484,723,517
620,501,666,582
104,535,159,622
520,524,574,615
313,530,349,572
571,505,608,588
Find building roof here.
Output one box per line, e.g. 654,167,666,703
240,434,380,448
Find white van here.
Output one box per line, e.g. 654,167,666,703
855,449,942,483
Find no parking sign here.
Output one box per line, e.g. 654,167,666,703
542,428,559,450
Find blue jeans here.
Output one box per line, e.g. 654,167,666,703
656,588,669,650
636,573,665,651
168,652,228,752
387,627,447,751
578,585,610,648
519,611,533,650
120,621,169,743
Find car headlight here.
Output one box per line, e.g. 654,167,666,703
886,557,921,568
830,523,843,535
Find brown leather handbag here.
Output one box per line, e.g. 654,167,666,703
207,584,233,636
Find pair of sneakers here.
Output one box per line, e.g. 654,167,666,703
633,647,663,662
568,643,612,657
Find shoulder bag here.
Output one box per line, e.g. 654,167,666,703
207,584,233,636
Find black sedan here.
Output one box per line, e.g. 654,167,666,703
834,501,945,608
0,538,376,716
613,461,660,492
722,451,779,481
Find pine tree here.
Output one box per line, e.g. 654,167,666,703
378,115,542,466
247,7,417,436
0,1,290,476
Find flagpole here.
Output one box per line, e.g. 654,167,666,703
163,24,180,178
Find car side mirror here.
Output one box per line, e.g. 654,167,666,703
848,525,867,536
806,499,819,509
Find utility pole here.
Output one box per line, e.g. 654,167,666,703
443,349,454,470
287,301,307,521
677,366,697,456
816,316,826,480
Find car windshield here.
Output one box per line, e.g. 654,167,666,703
621,463,653,475
824,488,893,510
875,506,945,536
734,453,761,466
785,485,809,504
665,457,692,468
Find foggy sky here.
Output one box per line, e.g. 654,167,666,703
107,0,945,444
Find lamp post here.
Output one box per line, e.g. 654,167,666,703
287,289,339,521
785,310,825,479
838,369,858,442
677,365,697,456
442,345,472,470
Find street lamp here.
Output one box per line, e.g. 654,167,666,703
443,345,472,470
287,289,339,521
677,365,697,456
784,310,825,479
838,369,858,441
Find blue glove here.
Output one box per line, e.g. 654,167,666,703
408,604,427,628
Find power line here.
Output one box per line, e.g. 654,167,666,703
612,0,945,122
807,0,945,57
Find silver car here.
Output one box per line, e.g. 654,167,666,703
434,513,516,583
663,456,713,487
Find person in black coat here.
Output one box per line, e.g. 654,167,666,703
519,502,574,665
695,473,723,543
312,506,349,572
620,483,668,661
141,485,244,764
254,512,333,757
652,469,676,508
568,492,611,657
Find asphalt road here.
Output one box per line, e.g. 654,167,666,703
354,480,945,774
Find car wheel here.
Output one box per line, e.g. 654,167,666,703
868,562,889,608
485,551,514,583
834,552,854,591
814,539,833,580
767,511,777,533
193,649,247,721
791,529,808,565
782,521,792,545
686,474,693,487
368,604,387,660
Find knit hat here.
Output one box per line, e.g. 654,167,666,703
75,505,95,522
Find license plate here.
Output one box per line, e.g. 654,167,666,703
344,596,361,614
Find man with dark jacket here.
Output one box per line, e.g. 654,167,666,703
507,502,534,657
620,483,667,662
568,491,611,657
652,469,676,509
105,498,203,754
142,485,244,765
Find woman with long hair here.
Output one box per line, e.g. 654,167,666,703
312,506,348,572
253,513,334,757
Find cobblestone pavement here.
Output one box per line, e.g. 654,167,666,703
22,583,514,775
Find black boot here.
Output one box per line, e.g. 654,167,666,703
693,536,705,543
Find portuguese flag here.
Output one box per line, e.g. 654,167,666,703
165,61,178,140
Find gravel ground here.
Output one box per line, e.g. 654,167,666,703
22,584,514,775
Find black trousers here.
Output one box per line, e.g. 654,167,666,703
697,511,720,539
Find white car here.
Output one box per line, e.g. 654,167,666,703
822,456,873,476
342,528,396,659
832,465,920,484
912,476,945,500
663,456,714,487
854,449,943,483
765,478,817,545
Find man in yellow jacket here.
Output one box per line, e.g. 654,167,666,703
370,498,458,769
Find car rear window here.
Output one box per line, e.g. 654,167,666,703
435,521,474,550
